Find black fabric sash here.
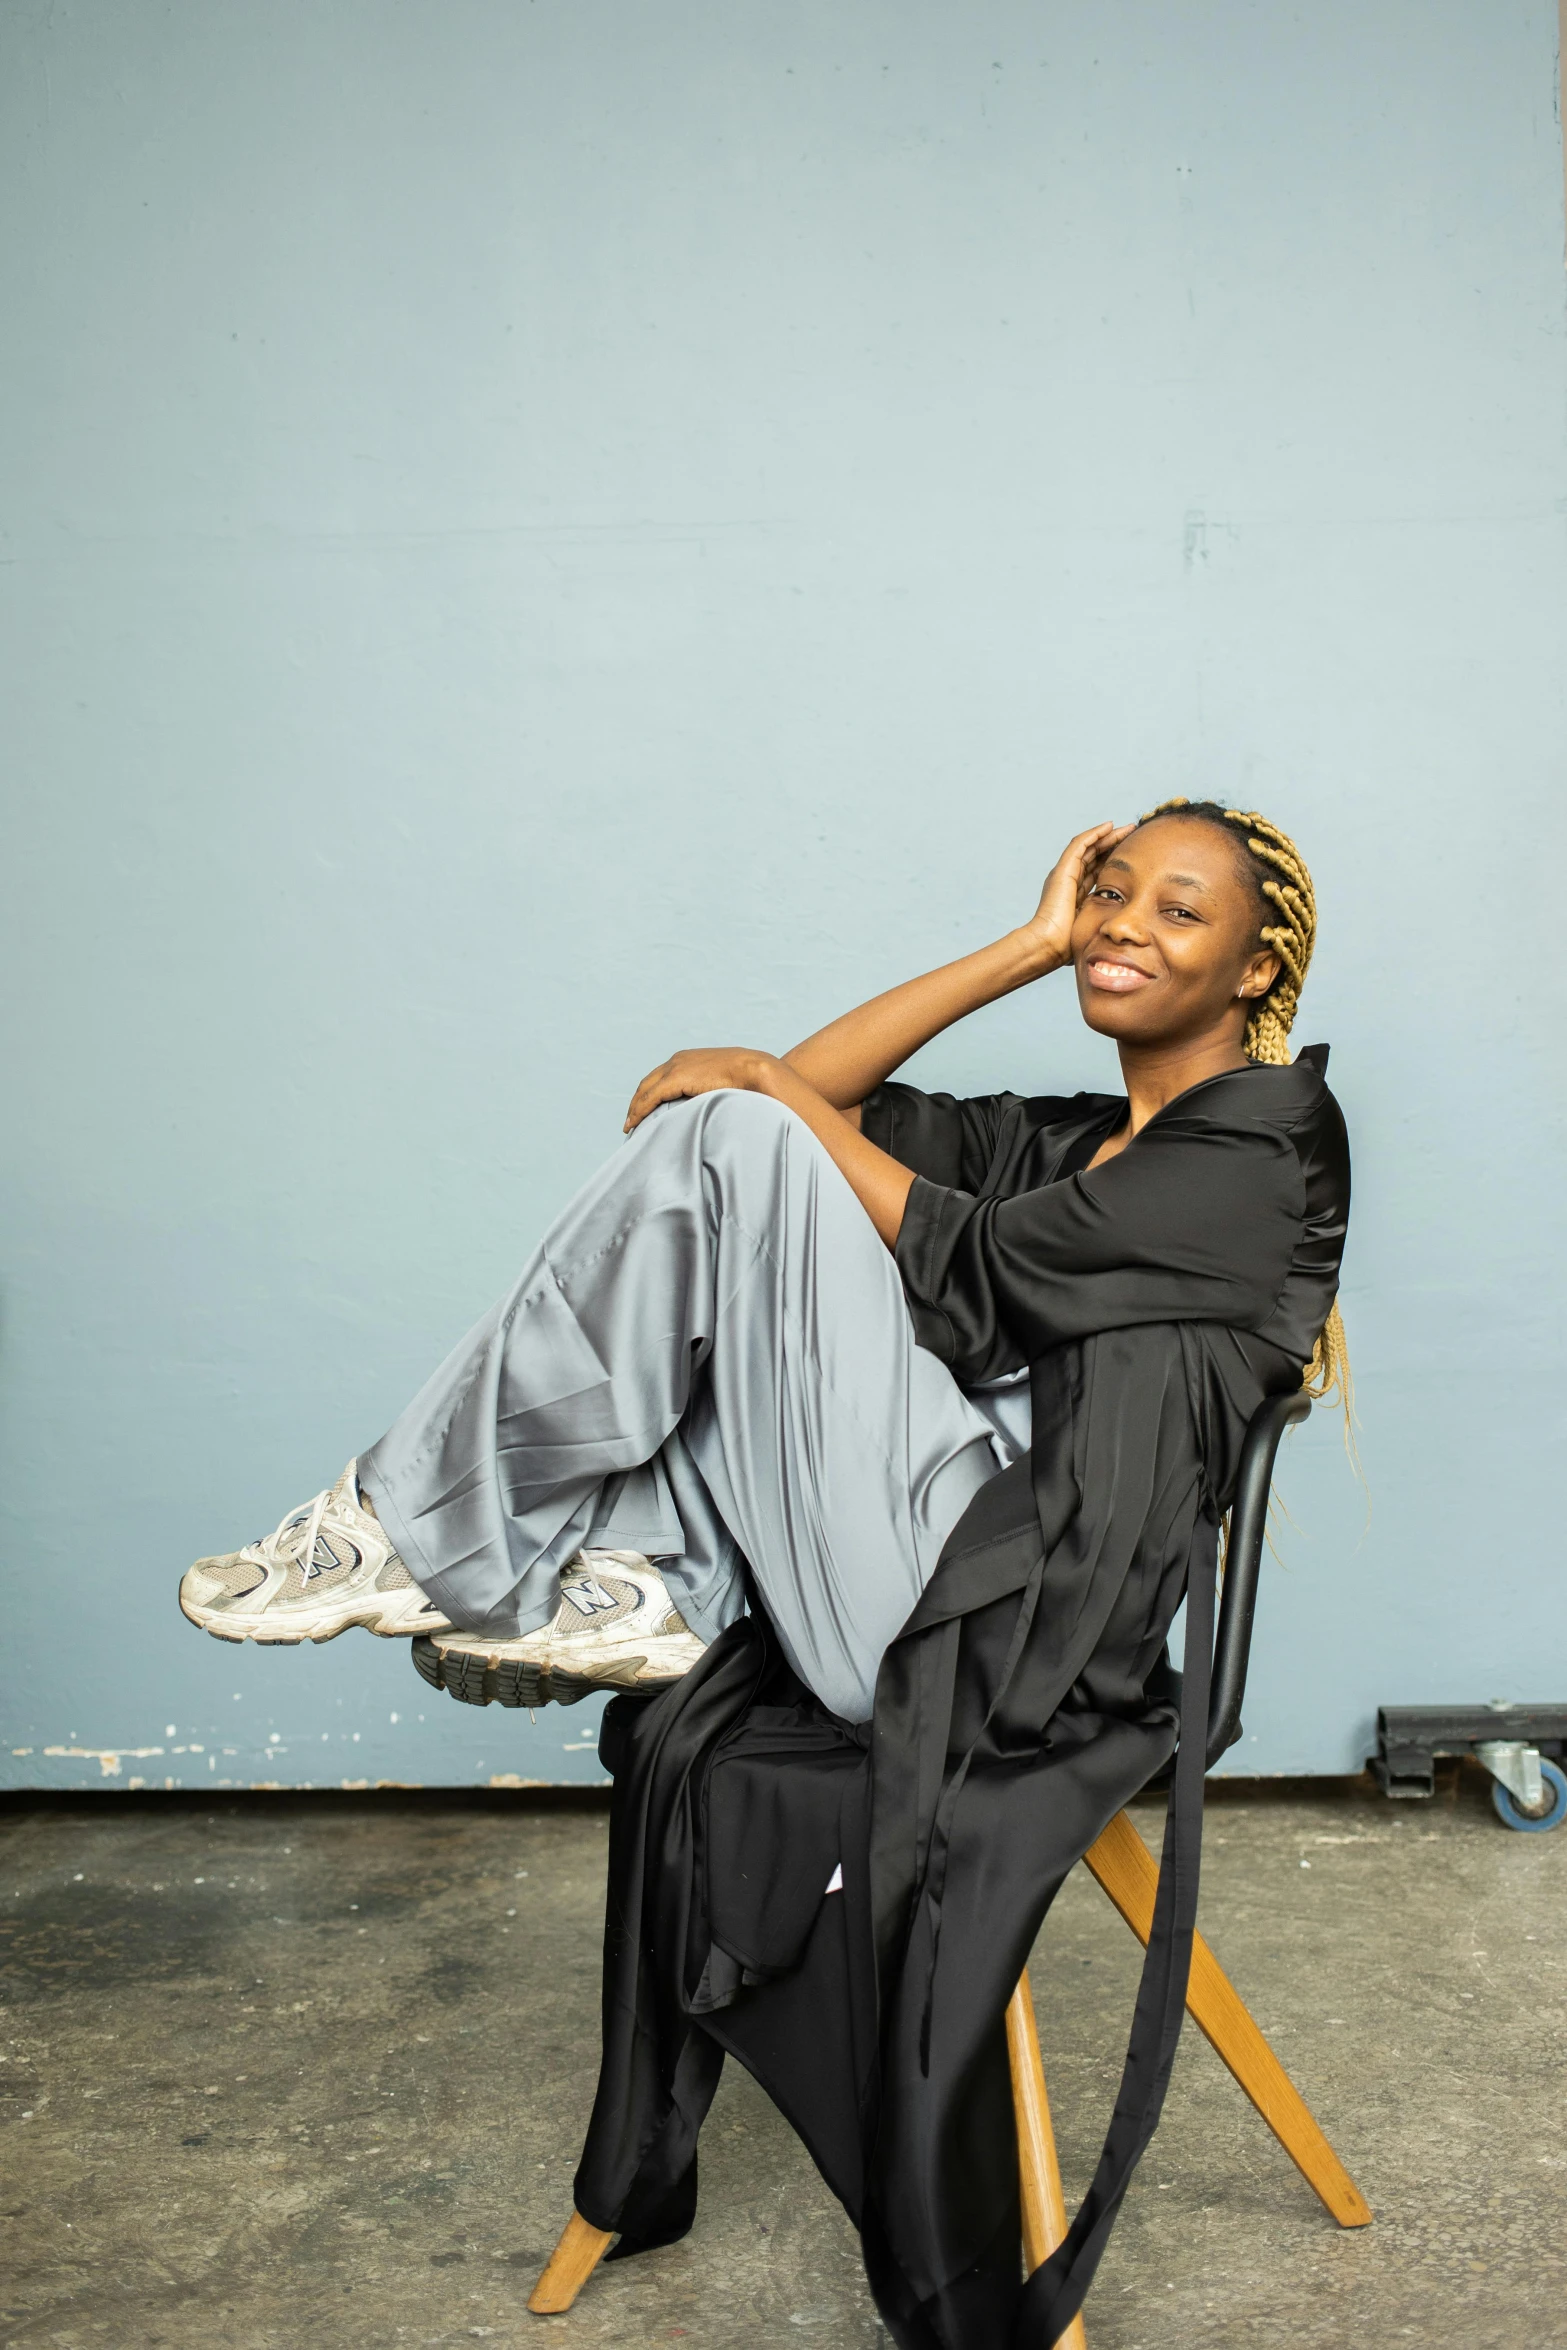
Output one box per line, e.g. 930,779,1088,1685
1012,1526,1217,2346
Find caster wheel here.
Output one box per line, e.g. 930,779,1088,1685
1491,1757,1567,1833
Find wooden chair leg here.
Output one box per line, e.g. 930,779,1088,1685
528,2210,615,2314
1081,1809,1373,2229
1006,1974,1089,2348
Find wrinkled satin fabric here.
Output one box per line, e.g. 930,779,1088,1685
573,1050,1350,2349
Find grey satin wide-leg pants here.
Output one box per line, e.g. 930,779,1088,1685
360,1091,1027,1724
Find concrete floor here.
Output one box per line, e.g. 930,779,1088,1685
2,1771,1563,2350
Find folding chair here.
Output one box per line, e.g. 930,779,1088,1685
530,1388,1371,2338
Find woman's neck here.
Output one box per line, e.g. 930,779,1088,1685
1116,1030,1252,1137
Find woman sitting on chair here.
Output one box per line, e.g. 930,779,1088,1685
182,798,1350,2350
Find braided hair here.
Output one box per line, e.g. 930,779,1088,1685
1137,797,1351,1415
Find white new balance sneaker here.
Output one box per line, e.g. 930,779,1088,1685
179,1462,452,1645
413,1551,707,1709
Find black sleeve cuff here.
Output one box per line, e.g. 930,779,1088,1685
892,1175,958,1365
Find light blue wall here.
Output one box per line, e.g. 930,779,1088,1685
3,1,1564,1791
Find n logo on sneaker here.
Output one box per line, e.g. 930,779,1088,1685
301,1533,362,1581
563,1575,630,1618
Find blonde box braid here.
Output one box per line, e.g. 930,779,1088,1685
1140,797,1352,1417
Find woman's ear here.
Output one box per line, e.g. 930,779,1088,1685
1237,949,1282,1001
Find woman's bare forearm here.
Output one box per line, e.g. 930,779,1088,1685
781,929,1062,1109
779,823,1128,1106
619,826,1130,1242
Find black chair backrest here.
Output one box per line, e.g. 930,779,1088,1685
1206,1389,1312,1768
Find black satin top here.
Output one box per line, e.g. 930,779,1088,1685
874,1042,1349,1385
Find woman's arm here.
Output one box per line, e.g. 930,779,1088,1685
780,934,1045,1130
621,821,1131,1249
781,822,1131,1111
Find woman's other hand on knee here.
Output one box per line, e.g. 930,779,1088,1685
623,1047,783,1134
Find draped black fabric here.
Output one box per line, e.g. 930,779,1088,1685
573,1050,1350,2346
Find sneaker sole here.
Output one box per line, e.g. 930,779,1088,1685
179,1583,451,1646
412,1637,695,1710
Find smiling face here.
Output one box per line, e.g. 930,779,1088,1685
1070,815,1282,1053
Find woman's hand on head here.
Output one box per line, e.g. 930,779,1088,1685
1021,821,1137,973
624,1047,782,1135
